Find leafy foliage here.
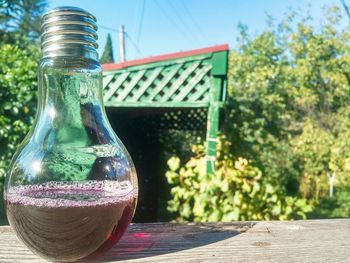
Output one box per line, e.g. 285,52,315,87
166,5,350,220
166,138,312,222
0,1,44,224
0,43,39,189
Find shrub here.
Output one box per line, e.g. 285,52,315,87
166,137,312,222
0,43,38,199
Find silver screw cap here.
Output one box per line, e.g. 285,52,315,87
41,6,99,60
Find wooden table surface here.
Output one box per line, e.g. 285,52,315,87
0,219,349,262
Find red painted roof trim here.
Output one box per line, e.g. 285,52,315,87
102,44,229,71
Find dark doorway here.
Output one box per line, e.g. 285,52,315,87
106,108,207,223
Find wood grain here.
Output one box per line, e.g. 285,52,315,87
0,220,349,262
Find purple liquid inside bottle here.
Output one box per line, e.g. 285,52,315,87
7,181,137,262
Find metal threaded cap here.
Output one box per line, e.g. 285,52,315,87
41,6,99,60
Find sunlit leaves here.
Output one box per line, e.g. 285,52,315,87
0,43,39,189
166,137,312,222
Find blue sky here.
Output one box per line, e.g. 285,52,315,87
49,0,341,61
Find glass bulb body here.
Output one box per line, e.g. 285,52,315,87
4,56,138,261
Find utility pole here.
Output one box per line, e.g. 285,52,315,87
327,171,336,198
119,25,126,62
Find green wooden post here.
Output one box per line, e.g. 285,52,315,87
206,91,220,173
206,51,228,174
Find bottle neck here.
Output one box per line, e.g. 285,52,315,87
34,56,111,145
39,56,102,112
42,44,99,62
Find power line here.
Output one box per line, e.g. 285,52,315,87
97,24,120,32
136,0,146,46
132,0,141,32
179,0,208,42
154,0,193,44
126,32,144,57
340,0,350,21
166,0,202,45
132,0,142,59
98,24,144,58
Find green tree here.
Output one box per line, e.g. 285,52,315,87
166,5,350,221
0,0,46,224
0,43,39,224
227,5,350,217
100,33,115,63
0,0,47,43
17,0,47,40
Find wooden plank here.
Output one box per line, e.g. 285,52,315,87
103,72,130,101
1,220,349,262
130,67,164,102
146,64,183,101
116,70,146,102
159,62,200,102
172,65,211,102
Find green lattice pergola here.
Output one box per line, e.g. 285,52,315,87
102,44,229,173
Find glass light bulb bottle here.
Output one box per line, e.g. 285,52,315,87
4,6,138,262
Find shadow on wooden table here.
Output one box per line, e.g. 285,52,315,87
100,222,255,262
